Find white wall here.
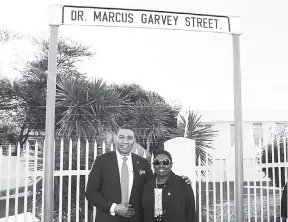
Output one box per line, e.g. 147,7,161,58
196,110,288,181
207,121,277,160
201,121,271,181
209,123,230,159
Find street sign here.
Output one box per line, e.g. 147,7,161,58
49,5,241,34
45,4,243,222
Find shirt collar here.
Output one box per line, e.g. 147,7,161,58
115,148,132,161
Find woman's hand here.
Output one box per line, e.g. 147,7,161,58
181,175,192,184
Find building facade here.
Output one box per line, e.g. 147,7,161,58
197,109,288,181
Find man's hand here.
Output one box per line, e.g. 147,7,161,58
181,175,192,184
114,203,135,218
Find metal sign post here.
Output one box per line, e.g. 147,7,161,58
46,5,243,221
232,34,244,222
43,25,58,222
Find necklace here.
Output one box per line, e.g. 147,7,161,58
156,177,159,189
156,177,166,189
156,177,161,189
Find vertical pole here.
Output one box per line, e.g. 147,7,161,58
44,25,58,222
232,34,244,222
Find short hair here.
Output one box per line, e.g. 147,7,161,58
115,126,135,135
154,150,172,162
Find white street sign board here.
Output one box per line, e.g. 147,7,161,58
49,5,241,34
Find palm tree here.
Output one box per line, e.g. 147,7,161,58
56,76,128,139
174,110,218,222
27,76,131,221
175,110,218,165
126,96,178,153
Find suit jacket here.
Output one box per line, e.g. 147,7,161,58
86,151,153,222
141,172,198,222
281,182,288,218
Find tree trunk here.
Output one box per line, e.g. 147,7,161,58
18,123,31,150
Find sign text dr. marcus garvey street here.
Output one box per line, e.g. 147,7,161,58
61,6,231,33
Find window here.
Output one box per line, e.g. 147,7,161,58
214,159,227,181
253,123,263,146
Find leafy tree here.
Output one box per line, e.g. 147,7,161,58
0,77,24,147
110,83,165,104
14,38,96,221
0,29,23,146
27,38,94,76
3,38,94,147
0,29,22,43
0,76,17,108
0,124,17,146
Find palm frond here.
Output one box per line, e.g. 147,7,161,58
176,110,218,165
124,96,174,151
56,76,129,139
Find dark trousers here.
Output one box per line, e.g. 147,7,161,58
119,218,130,222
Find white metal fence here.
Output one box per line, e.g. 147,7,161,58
0,137,287,221
195,137,287,222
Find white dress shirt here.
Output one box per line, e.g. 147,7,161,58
110,150,134,215
154,188,163,217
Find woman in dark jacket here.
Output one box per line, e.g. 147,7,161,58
140,150,198,222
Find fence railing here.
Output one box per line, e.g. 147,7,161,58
0,137,287,221
195,137,287,222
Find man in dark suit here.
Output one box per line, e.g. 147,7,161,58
86,127,153,222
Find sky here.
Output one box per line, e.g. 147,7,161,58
0,0,288,112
